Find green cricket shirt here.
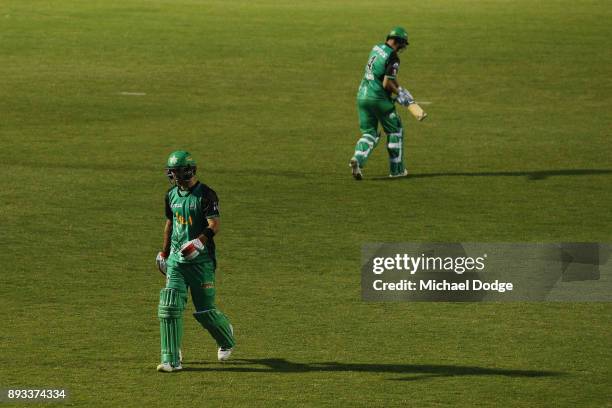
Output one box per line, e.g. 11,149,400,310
165,182,220,263
357,43,400,100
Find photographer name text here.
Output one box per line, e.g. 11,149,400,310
372,279,513,293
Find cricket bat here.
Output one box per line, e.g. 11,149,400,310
407,102,427,121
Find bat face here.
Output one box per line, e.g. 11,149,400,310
407,103,428,121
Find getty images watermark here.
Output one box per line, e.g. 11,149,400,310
361,243,612,301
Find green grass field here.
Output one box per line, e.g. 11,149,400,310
1,0,611,406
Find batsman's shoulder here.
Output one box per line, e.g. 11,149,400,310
199,183,219,202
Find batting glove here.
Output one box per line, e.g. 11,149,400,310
396,87,415,106
179,239,205,260
156,252,167,276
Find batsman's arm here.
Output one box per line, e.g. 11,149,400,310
383,76,400,95
387,81,426,120
207,217,220,235
162,219,172,255
195,217,220,245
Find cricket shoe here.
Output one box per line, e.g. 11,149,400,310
156,362,183,373
349,158,363,180
217,347,234,362
389,169,408,178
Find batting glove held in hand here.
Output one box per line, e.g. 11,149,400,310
179,239,205,260
396,87,415,106
156,252,167,276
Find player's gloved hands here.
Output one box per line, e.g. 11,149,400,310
156,252,167,275
179,239,205,260
396,87,415,106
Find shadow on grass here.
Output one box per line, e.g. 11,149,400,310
371,168,612,181
28,161,611,182
181,358,563,381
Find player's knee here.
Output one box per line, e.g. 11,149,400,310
158,288,185,319
360,128,377,139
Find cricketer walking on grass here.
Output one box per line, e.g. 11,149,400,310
155,151,236,373
350,27,415,180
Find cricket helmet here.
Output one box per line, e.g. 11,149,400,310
165,150,197,183
386,26,409,48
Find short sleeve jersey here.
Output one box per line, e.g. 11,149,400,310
165,182,220,263
357,43,400,100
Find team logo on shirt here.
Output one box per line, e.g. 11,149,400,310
175,212,193,226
